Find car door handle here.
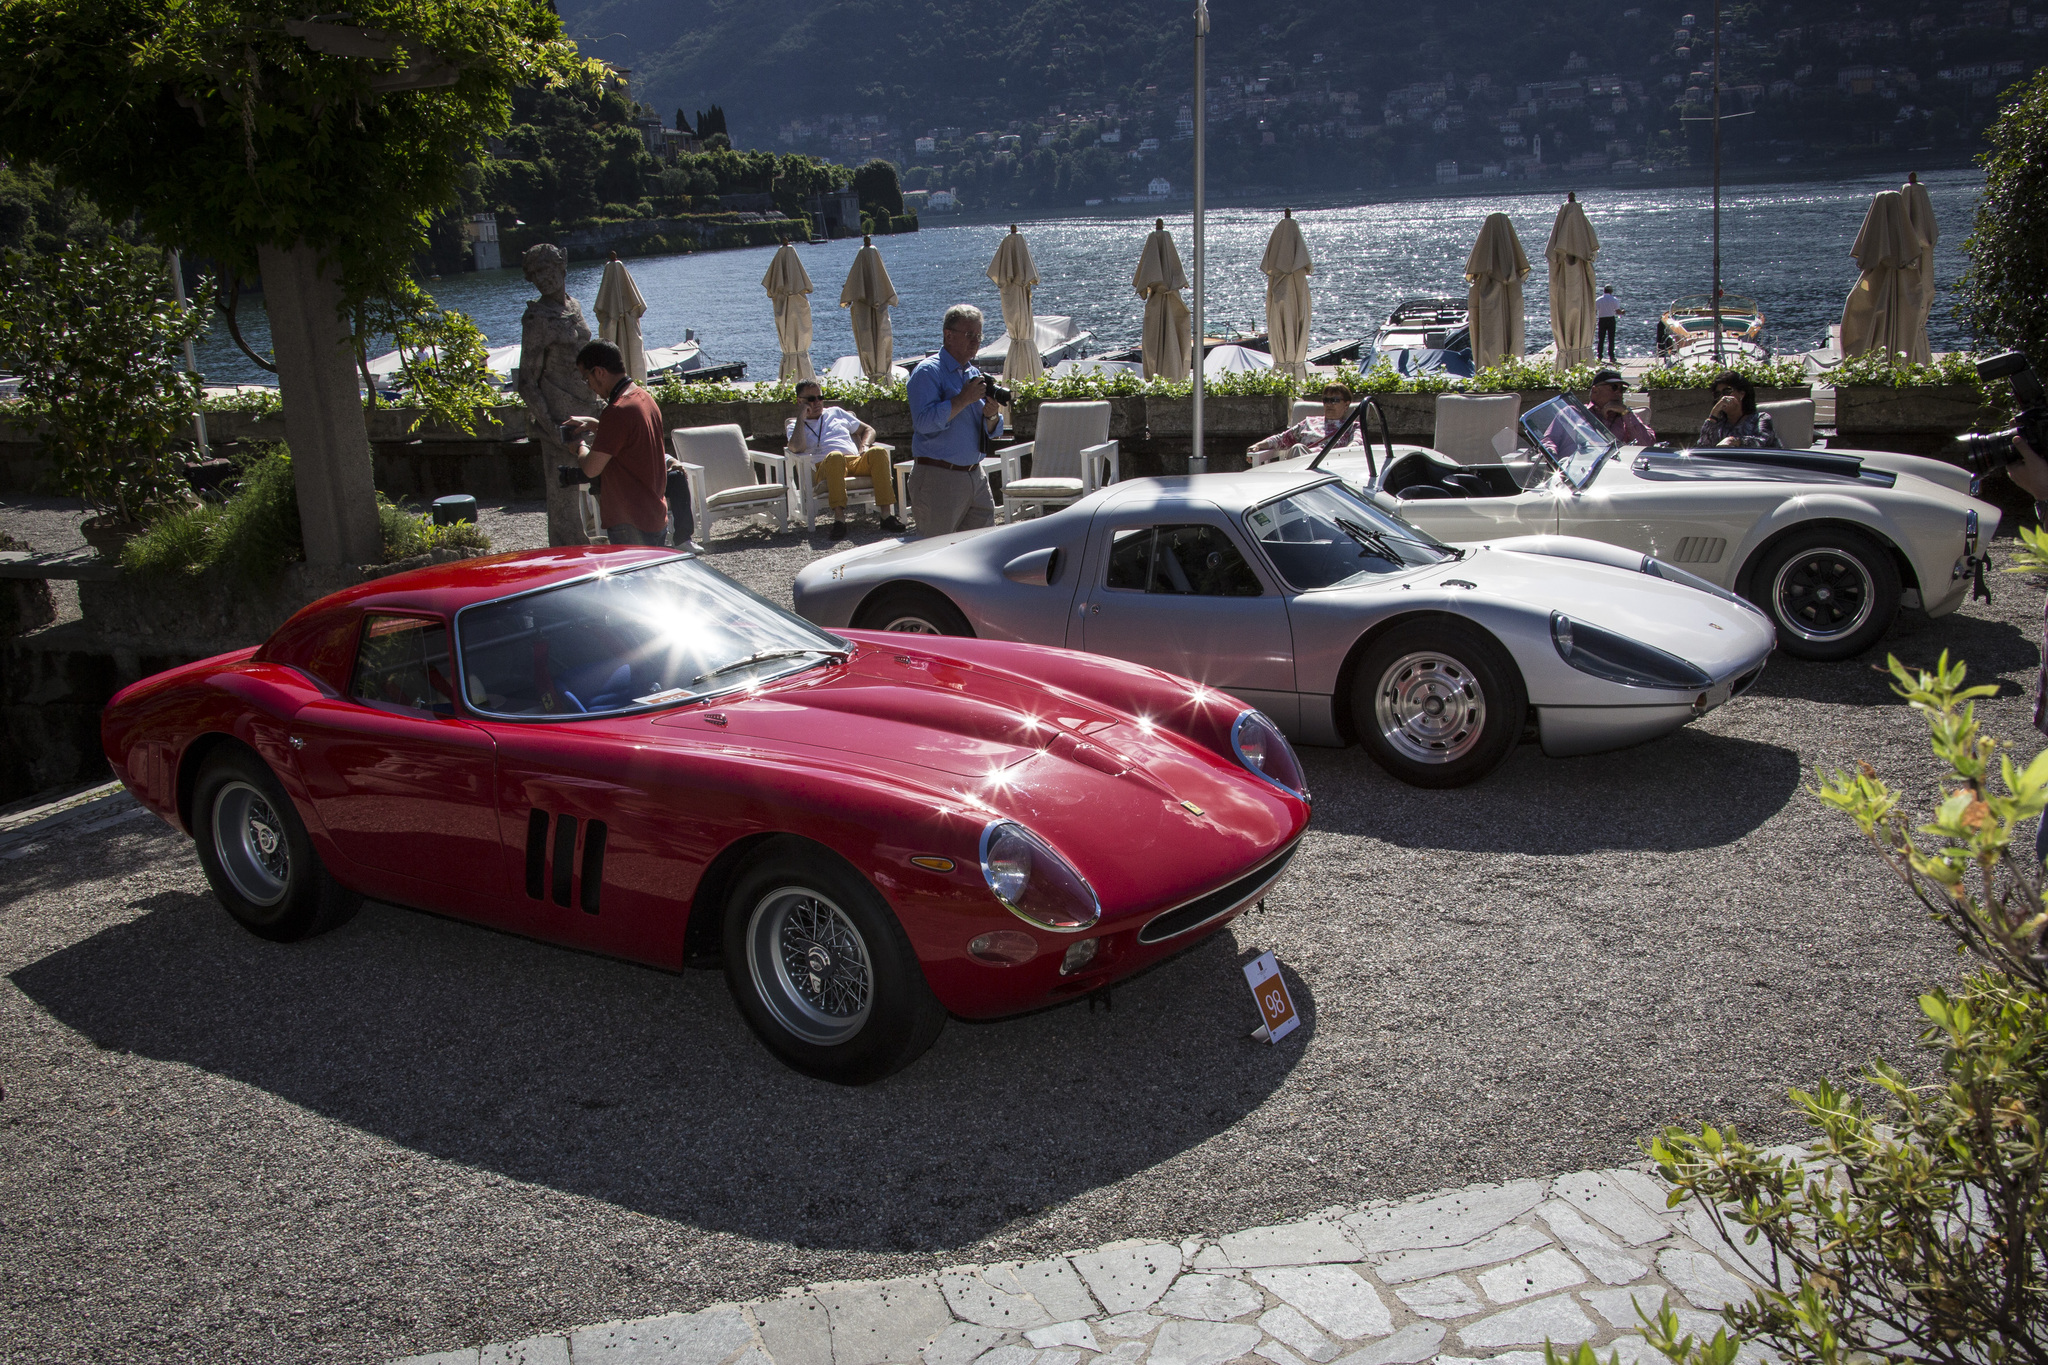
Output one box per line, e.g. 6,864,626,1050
1089,603,1101,614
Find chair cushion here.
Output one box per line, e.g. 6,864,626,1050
1003,476,1086,499
705,484,786,510
670,424,766,495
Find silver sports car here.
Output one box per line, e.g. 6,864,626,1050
793,470,1776,787
1270,395,1999,662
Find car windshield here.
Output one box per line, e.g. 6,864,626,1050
455,557,849,718
1520,396,1619,490
1246,481,1456,590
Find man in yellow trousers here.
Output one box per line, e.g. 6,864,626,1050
787,380,906,540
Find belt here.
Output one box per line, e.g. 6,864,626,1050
913,456,979,470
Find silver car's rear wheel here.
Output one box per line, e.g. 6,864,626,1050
1351,621,1525,788
745,886,875,1046
1373,651,1488,765
852,586,974,637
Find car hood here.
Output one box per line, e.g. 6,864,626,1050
1436,542,1775,676
645,645,1302,915
1617,447,1901,490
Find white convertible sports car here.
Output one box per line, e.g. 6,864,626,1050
1271,395,1999,661
793,469,1776,788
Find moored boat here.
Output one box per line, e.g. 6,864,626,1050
1657,292,1768,365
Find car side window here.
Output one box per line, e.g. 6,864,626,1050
1103,524,1263,597
351,615,457,716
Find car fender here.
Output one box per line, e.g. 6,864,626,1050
1727,493,1921,596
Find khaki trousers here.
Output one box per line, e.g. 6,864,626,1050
816,448,897,510
911,462,995,536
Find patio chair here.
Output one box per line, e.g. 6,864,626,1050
1432,393,1521,465
1250,400,1328,468
1759,398,1815,450
783,418,911,535
669,425,789,540
998,401,1118,521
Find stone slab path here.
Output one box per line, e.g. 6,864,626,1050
393,1164,1783,1365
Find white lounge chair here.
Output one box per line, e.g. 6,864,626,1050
1759,398,1816,450
1433,393,1521,465
1249,400,1327,468
783,418,912,535
669,424,790,540
998,401,1118,520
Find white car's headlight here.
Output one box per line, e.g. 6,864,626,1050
1232,710,1309,800
1552,612,1714,690
979,821,1099,931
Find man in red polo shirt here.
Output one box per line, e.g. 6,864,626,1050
564,340,669,545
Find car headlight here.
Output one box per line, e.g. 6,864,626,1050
1232,709,1309,799
1551,612,1714,690
979,821,1100,932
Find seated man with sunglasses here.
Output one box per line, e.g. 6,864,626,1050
786,380,907,540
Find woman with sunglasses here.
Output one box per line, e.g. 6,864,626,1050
1698,370,1781,449
1250,384,1370,461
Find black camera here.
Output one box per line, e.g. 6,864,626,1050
557,466,600,495
1958,351,2048,478
980,376,1013,407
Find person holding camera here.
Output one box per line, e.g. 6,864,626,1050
787,381,906,540
906,303,1005,536
561,339,670,547
1698,370,1782,448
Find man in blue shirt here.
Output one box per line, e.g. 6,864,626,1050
906,303,1005,535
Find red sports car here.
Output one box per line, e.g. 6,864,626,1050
101,548,1311,1082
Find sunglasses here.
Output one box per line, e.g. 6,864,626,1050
1321,394,1350,403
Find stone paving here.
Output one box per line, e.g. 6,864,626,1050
393,1163,1786,1365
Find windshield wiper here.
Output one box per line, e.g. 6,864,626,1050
692,646,850,686
1334,517,1403,562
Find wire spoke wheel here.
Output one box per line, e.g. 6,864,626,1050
211,779,292,907
1374,649,1487,765
1772,547,1875,643
746,887,875,1046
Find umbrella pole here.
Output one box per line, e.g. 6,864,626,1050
167,248,209,456
1190,0,1208,475
1711,0,1724,365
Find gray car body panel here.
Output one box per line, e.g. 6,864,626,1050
792,472,1776,758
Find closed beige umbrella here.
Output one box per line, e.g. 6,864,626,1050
1466,213,1530,371
762,242,815,384
1900,175,1939,365
1260,209,1313,383
1134,219,1192,382
594,256,649,383
1545,196,1600,373
987,226,1044,383
840,235,898,380
1841,190,1928,363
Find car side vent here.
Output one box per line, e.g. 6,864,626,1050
525,809,549,898
1672,536,1727,564
580,821,608,915
551,814,579,906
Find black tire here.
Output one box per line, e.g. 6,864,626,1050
722,837,947,1084
853,584,975,637
1744,526,1900,662
192,747,361,942
1350,620,1526,789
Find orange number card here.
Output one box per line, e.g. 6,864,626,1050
1242,950,1299,1043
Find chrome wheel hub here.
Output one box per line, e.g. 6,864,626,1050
882,616,941,634
1773,548,1874,642
212,780,290,907
747,887,874,1045
1375,650,1486,765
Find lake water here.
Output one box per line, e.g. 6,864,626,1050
194,168,1985,386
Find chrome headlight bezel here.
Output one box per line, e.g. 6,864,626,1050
978,819,1100,933
1550,611,1715,691
1231,709,1310,801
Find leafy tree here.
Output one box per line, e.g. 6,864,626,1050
0,161,123,257
1960,68,2048,362
852,158,904,217
0,239,209,525
1552,648,2046,1365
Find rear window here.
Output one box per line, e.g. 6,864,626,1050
351,615,457,715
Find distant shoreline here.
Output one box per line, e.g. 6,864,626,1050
921,149,1984,229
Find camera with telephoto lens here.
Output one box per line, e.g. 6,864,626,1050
1957,351,2048,477
979,376,1013,407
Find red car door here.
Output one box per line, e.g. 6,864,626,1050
288,613,506,915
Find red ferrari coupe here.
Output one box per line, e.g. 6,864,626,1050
101,548,1311,1082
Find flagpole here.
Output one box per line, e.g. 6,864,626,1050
1190,0,1208,474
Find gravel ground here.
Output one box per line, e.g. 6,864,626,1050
2,509,2042,1365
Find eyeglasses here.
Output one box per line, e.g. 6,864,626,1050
1321,394,1350,404
800,393,824,403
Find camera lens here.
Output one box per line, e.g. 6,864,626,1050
1958,428,2020,477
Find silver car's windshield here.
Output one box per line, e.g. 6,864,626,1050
455,557,848,718
1521,396,1619,490
1247,481,1457,591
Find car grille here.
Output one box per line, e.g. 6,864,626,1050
1137,841,1301,944
1671,536,1727,564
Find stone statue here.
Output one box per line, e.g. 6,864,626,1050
517,244,600,546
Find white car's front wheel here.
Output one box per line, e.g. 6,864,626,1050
1351,621,1526,788
1745,528,1899,662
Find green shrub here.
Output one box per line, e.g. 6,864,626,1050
379,496,490,562
1832,348,1989,393
1635,356,1811,389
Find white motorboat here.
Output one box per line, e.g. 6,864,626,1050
1656,293,1769,365
1373,297,1471,354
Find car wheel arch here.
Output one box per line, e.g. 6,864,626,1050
684,831,908,971
177,732,248,832
1330,610,1526,747
850,580,977,636
1734,516,1917,600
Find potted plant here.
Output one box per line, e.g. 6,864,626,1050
0,239,209,555
1830,350,1999,456
1639,357,1812,441
1340,362,1451,441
